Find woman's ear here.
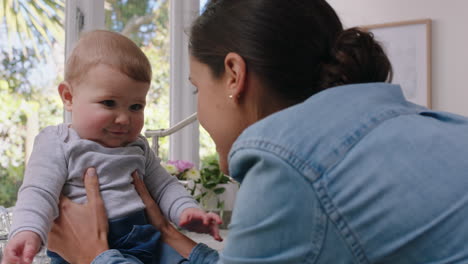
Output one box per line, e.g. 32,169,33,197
224,52,246,102
58,82,73,111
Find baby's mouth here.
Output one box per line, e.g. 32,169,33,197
106,129,129,135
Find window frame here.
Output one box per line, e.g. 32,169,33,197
169,0,200,165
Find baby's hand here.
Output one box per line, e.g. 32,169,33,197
2,231,41,264
179,208,223,241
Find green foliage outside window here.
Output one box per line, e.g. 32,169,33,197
0,0,65,207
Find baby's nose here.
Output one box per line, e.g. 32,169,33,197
115,113,130,125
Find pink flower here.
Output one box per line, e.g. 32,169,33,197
167,160,194,172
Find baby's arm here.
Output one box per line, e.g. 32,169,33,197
9,126,68,247
179,207,223,241
2,231,41,264
139,137,223,239
141,136,201,225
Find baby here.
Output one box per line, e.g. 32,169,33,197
3,30,221,264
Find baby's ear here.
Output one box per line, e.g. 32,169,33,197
58,82,73,111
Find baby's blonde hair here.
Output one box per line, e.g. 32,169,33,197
65,30,152,85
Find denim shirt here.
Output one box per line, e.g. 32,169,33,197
93,83,468,264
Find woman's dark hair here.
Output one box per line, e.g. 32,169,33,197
190,0,393,103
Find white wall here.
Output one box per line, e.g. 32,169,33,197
327,0,468,116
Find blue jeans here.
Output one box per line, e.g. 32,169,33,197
47,210,186,264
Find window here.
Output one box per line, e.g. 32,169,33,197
0,0,211,206
65,0,204,162
106,0,217,167
102,0,218,165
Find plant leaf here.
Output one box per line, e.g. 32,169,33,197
213,187,225,194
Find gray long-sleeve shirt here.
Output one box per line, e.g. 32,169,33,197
10,123,198,243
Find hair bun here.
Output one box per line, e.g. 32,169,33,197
319,27,393,89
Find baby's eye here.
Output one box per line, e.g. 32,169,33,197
100,100,116,107
130,104,144,111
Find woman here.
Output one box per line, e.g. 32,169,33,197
47,0,468,263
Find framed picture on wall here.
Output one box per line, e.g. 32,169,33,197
362,19,432,108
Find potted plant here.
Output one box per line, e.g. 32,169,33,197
161,160,200,182
162,155,238,227
195,155,232,211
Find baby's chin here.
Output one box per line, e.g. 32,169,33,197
99,135,139,148
93,138,131,148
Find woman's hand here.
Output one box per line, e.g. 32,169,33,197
132,172,197,258
131,171,171,231
47,168,109,264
